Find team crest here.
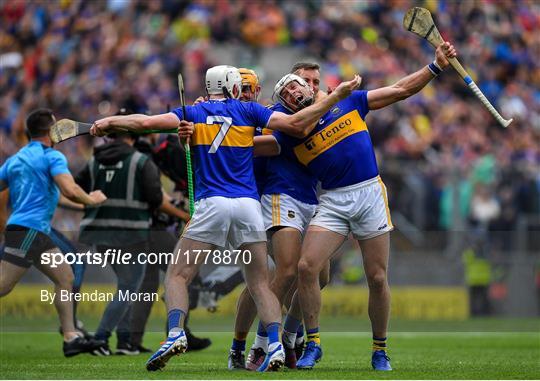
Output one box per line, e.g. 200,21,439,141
288,210,295,219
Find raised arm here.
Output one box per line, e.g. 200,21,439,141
267,75,362,138
367,42,456,110
54,173,107,206
90,113,180,137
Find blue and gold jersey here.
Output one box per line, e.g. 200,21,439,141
262,103,318,205
277,90,378,190
172,99,273,201
253,125,273,197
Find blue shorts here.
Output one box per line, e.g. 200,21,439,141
2,224,55,268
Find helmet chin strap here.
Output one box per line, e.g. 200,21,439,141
223,85,240,99
299,95,314,109
222,86,231,99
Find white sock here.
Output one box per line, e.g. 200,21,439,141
253,334,268,350
65,336,78,343
295,334,304,346
282,330,297,349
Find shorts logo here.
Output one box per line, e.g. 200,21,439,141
378,224,388,231
287,210,295,219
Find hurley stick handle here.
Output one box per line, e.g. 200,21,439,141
177,73,195,216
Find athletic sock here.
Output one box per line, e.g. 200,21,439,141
295,324,305,346
253,334,268,350
306,327,320,345
373,336,387,352
265,322,281,346
257,321,268,337
231,338,246,352
167,309,185,337
282,330,297,349
282,314,302,348
253,321,268,349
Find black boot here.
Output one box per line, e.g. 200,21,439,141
184,326,211,351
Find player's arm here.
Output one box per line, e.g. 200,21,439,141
267,75,362,138
0,180,6,192
367,42,456,110
54,174,107,206
253,135,280,157
90,113,180,137
58,194,84,211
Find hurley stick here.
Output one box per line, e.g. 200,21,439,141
404,7,513,127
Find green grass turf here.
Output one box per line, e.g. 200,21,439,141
1,329,539,379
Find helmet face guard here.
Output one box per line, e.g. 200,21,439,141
239,68,260,101
272,74,314,112
205,65,242,99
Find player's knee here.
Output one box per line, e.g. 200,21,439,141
366,269,387,290
166,266,193,285
165,271,189,287
297,258,317,280
55,270,74,289
277,261,297,281
246,280,269,300
275,257,298,276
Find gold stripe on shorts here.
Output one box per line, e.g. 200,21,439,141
272,194,281,226
377,177,393,228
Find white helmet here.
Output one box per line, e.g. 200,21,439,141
205,65,242,99
272,73,314,112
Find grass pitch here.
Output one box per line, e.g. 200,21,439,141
1,323,539,379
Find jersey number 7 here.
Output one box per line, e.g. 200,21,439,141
207,116,233,153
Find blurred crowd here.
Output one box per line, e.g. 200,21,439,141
1,0,539,244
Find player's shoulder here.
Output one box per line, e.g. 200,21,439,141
344,89,368,102
230,99,269,119
44,146,68,163
337,89,369,114
44,145,65,157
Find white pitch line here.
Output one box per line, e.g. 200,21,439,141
324,331,539,337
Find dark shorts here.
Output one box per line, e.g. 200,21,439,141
2,225,55,268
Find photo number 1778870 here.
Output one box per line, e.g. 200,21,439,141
182,249,252,265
